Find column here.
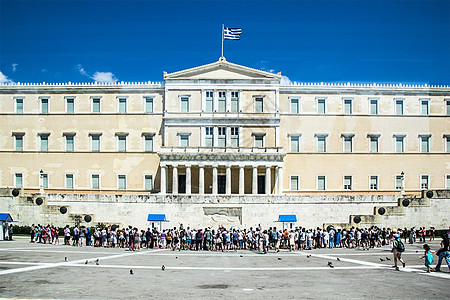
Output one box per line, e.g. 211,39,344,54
226,166,231,194
199,165,204,195
278,166,284,195
172,165,178,194
265,166,271,194
160,164,167,194
274,166,279,195
252,166,258,194
212,165,218,194
186,164,191,195
239,166,245,194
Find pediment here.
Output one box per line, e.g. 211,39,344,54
163,57,281,82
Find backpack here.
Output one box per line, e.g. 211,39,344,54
396,240,405,252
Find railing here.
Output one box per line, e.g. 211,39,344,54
159,147,284,154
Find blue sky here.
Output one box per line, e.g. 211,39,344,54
1,0,449,85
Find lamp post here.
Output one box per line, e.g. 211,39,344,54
400,171,405,196
39,169,44,194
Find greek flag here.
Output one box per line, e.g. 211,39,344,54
224,27,242,40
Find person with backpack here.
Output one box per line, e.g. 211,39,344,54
391,233,406,271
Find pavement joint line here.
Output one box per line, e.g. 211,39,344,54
0,248,166,276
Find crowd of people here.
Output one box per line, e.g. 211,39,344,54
28,223,450,273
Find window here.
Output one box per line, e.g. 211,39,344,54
218,127,226,147
65,134,74,152
15,97,23,114
446,136,450,153
180,134,189,147
395,99,404,115
369,135,379,153
218,91,226,112
40,97,49,113
205,127,214,147
290,175,300,191
254,97,264,113
14,133,24,151
90,134,101,152
41,173,48,189
446,99,450,116
66,97,74,114
144,175,153,190
15,173,23,188
39,134,49,151
370,98,378,115
92,97,101,113
118,175,126,190
117,135,127,152
145,97,154,113
446,174,450,189
254,135,264,148
91,174,100,190
395,136,405,153
343,135,353,153
420,175,429,190
395,175,403,190
118,97,127,113
144,135,153,152
180,96,189,112
231,91,239,112
420,135,430,153
343,98,352,114
317,98,326,114
205,91,214,112
421,99,429,115
65,174,74,189
317,176,326,191
230,127,239,147
290,135,300,152
369,175,378,190
343,176,352,190
316,135,327,152
290,98,299,114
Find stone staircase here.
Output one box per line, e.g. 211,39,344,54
323,189,449,229
1,188,97,226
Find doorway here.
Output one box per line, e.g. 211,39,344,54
178,174,186,194
218,175,226,194
257,175,265,194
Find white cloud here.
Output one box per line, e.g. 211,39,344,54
12,63,18,72
77,64,118,83
91,71,118,83
0,71,14,84
280,75,292,85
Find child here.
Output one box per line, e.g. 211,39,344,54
421,244,434,272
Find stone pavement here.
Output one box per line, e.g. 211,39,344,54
0,237,449,299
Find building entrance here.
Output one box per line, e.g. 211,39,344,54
218,175,226,194
257,175,265,194
178,175,186,194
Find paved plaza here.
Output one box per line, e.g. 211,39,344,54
0,237,449,299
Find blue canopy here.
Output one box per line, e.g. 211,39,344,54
278,215,297,222
147,214,168,222
0,213,14,222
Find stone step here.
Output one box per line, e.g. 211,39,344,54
349,214,381,225
373,206,405,216
398,197,430,207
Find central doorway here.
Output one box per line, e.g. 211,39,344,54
178,174,186,194
257,175,265,194
218,175,226,194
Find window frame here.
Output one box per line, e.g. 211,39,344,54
342,134,354,153
41,173,48,189
116,133,128,152
395,98,404,115
91,174,100,190
253,133,265,148
14,173,23,188
289,134,301,152
394,135,405,153
13,133,24,151
290,97,300,114
420,174,429,190
143,134,154,152
40,96,49,114
290,175,300,191
445,135,450,153
91,97,101,113
204,127,214,147
343,175,353,190
317,175,326,191
230,91,239,112
369,175,379,190
217,91,227,113
39,133,50,152
180,95,190,113
368,134,380,153
369,98,378,115
14,97,24,114
90,133,101,152
144,174,153,190
395,174,403,190
64,134,75,152
343,97,353,115
178,133,190,147
117,174,127,190
65,96,75,114
446,174,450,189
230,127,239,147
144,96,154,113
254,96,264,113
317,97,326,114
420,98,429,115
65,173,74,189
118,96,128,114
419,135,431,153
315,134,328,152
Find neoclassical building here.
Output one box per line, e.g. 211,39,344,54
1,58,449,196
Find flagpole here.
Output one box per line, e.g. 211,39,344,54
221,24,224,58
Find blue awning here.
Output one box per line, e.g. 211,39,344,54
0,213,14,222
278,215,297,222
147,214,168,222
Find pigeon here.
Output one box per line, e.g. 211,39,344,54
380,258,385,262
306,255,311,258
329,264,334,268
85,260,88,264
416,250,419,253
130,269,133,275
278,258,282,260
240,255,243,257
327,261,333,266
336,257,341,261
64,257,68,262
386,257,391,261
162,265,165,271
95,259,99,264
176,256,178,259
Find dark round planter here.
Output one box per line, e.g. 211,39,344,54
59,206,67,214
84,215,92,223
353,216,361,223
35,197,43,206
426,190,434,198
11,189,20,197
402,199,410,207
378,207,386,215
